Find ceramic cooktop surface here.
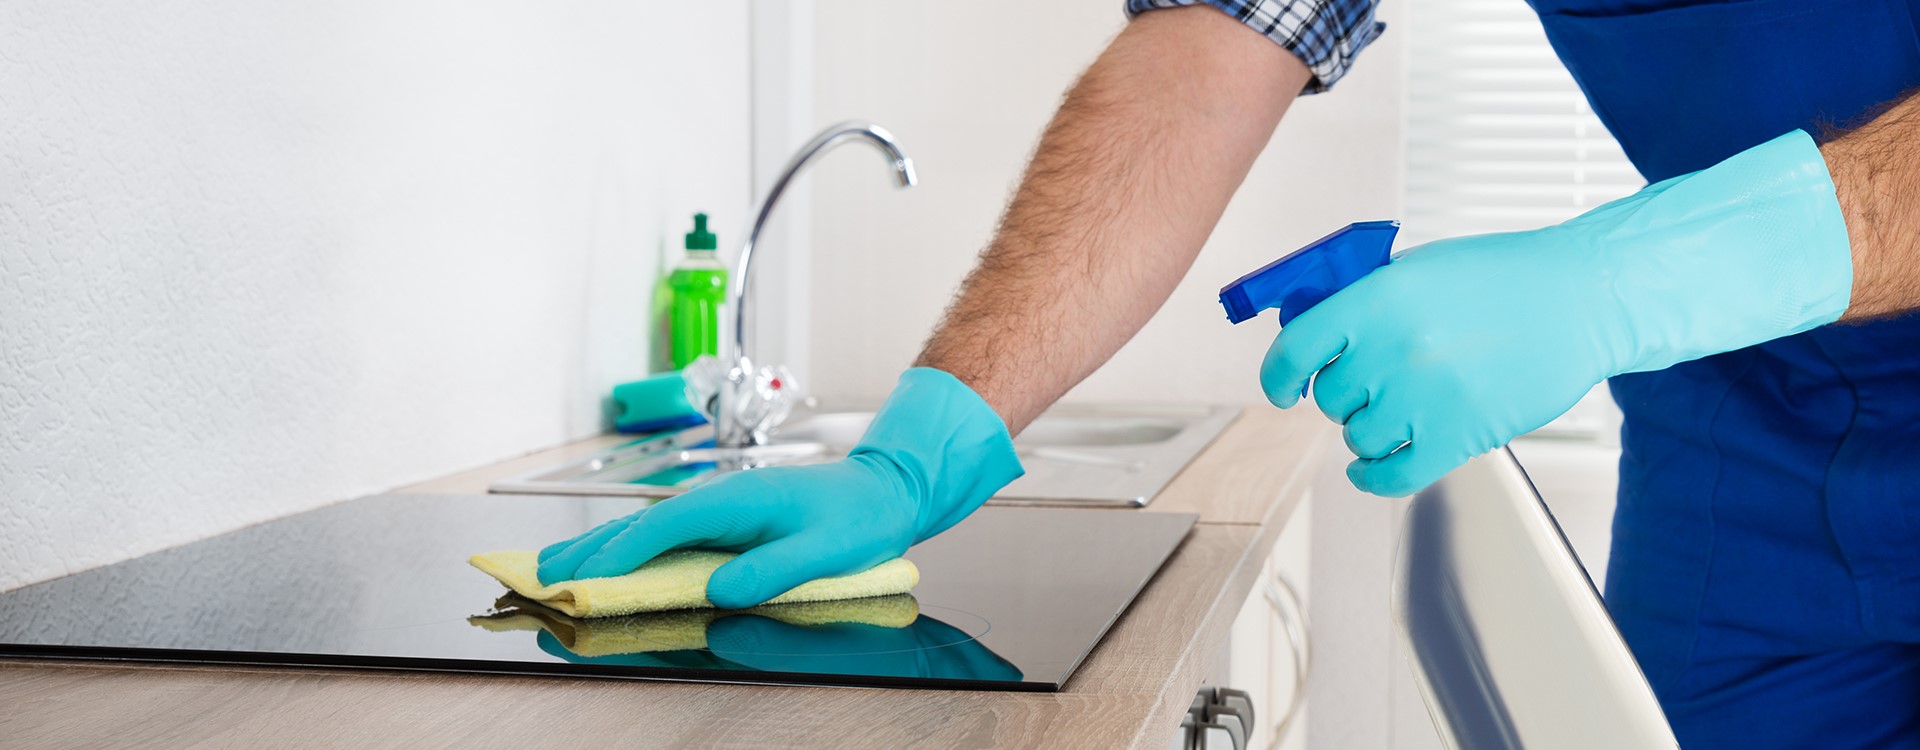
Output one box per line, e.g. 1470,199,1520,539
0,494,1195,691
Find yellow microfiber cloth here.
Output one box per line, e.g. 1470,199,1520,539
468,549,921,618
467,594,921,657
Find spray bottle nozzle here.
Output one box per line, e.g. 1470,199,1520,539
1219,221,1399,326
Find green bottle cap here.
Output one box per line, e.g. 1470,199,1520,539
685,213,717,251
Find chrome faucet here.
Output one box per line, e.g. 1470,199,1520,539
713,121,917,448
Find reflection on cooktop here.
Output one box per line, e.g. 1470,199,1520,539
0,494,1195,691
469,594,1021,681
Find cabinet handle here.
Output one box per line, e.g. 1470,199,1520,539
1181,686,1256,750
1263,570,1310,746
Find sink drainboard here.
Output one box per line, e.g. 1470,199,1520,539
488,404,1242,508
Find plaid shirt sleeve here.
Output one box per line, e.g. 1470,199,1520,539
1126,0,1385,94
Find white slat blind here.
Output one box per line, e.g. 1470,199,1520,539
1403,0,1636,438
1403,0,1642,246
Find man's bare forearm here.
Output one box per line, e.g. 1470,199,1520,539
914,8,1310,433
1824,91,1920,321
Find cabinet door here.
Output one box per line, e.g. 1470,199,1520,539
1215,493,1312,750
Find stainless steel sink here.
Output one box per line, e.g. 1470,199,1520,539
488,403,1241,507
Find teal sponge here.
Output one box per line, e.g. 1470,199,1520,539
610,372,707,434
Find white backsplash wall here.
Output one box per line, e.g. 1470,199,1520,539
0,1,751,590
807,0,1405,407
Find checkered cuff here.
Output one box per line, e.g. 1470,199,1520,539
1126,0,1385,94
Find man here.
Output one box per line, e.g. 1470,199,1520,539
539,2,1920,745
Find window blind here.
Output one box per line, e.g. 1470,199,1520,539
1403,0,1637,438
1403,0,1642,246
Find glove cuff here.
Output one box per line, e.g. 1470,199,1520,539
1614,129,1854,373
851,367,1025,543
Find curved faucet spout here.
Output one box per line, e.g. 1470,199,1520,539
730,121,916,363
716,121,916,448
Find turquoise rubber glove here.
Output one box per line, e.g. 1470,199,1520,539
534,367,1024,608
1263,130,1852,497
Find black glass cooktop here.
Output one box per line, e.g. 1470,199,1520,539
0,494,1195,691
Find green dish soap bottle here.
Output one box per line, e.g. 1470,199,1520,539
668,213,728,369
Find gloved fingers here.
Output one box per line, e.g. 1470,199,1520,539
705,533,876,610
1261,311,1349,409
1309,351,1370,425
536,513,641,585
539,514,629,564
1346,439,1456,498
1342,405,1411,461
570,499,748,581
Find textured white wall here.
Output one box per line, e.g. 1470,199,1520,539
807,0,1404,407
0,2,751,589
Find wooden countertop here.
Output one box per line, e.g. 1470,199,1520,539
0,406,1330,749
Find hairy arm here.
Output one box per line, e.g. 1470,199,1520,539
914,7,1311,433
1825,91,1920,321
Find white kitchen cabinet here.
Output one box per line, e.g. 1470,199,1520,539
1204,494,1313,750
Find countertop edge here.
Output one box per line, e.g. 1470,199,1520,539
0,405,1333,749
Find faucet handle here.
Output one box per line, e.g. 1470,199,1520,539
684,355,802,446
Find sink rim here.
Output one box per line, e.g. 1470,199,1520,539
772,410,1194,449
488,403,1243,508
